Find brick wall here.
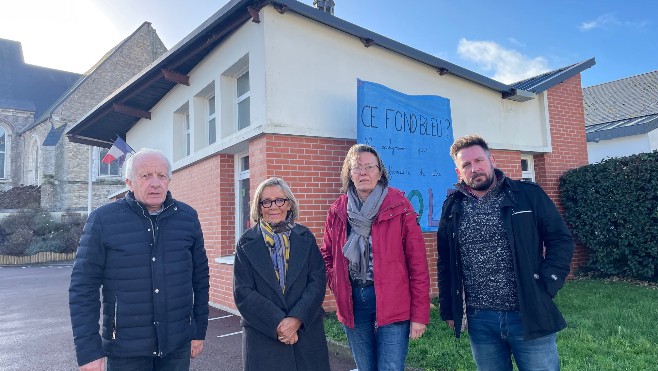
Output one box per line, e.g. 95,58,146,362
537,75,590,272
169,153,236,310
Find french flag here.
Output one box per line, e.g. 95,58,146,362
102,137,135,164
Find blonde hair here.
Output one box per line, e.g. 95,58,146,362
249,177,299,222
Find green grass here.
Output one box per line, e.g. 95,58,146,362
323,279,658,371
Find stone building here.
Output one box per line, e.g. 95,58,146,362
0,39,80,192
0,22,166,213
68,0,593,312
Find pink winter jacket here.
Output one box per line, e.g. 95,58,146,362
321,187,430,328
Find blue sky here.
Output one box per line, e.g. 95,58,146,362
1,0,655,87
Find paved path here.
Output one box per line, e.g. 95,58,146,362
0,263,356,371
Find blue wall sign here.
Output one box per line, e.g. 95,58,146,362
357,79,454,232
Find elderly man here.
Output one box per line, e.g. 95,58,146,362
69,148,209,371
437,135,574,371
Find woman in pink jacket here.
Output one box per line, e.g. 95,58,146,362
321,144,430,371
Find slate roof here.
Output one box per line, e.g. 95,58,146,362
66,0,595,147
511,59,596,94
583,70,658,142
0,38,81,119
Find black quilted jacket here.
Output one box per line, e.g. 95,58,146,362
69,191,209,366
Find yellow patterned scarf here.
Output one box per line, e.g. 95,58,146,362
259,218,291,293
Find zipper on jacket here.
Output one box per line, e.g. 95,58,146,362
112,296,118,340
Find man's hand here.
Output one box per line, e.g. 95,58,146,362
409,321,427,339
445,320,455,330
79,358,105,371
191,340,204,358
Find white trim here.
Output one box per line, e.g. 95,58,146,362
235,153,250,243
521,153,535,182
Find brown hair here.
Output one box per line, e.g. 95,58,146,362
340,144,389,193
450,134,491,160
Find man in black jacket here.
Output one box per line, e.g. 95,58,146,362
69,148,209,371
437,135,573,371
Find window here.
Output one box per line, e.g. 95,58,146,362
521,154,535,182
185,112,191,156
236,71,250,130
208,95,216,145
32,145,39,184
236,155,250,238
0,127,6,179
98,148,120,176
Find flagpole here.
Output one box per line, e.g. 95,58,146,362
88,146,92,215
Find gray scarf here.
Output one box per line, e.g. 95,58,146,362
342,184,388,281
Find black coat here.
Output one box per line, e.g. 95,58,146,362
69,192,209,366
233,223,330,371
437,177,574,340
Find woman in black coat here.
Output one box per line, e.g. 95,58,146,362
233,177,330,371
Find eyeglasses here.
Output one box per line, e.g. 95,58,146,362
350,164,380,174
259,198,289,208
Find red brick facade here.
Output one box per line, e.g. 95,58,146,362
168,76,590,310
537,75,590,272
169,153,237,310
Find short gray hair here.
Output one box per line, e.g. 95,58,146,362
249,177,299,223
124,148,172,181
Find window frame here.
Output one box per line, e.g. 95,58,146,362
521,154,535,182
97,147,121,177
235,154,250,241
207,94,217,145
235,70,250,131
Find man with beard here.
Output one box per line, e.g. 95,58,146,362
437,134,574,371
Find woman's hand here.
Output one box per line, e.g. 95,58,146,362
276,317,302,344
409,321,427,339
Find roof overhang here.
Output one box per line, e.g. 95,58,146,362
586,114,658,142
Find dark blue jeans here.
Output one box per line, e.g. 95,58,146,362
107,342,191,371
342,286,410,371
467,308,560,371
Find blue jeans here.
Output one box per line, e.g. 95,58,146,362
466,308,560,371
342,286,410,371
107,342,191,371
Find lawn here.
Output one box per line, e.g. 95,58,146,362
323,279,658,371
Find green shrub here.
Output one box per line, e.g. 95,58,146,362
2,209,38,234
0,228,33,256
32,211,60,236
0,209,84,256
560,151,658,280
26,229,71,255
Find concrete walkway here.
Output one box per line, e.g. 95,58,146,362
0,263,357,371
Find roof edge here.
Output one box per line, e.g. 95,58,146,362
528,58,596,94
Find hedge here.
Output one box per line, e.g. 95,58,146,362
560,151,658,280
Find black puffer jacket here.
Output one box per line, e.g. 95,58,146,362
69,192,209,366
437,174,574,340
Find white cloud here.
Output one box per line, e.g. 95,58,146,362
457,38,550,84
580,14,620,31
580,13,648,31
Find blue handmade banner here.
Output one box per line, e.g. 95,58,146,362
357,79,454,232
